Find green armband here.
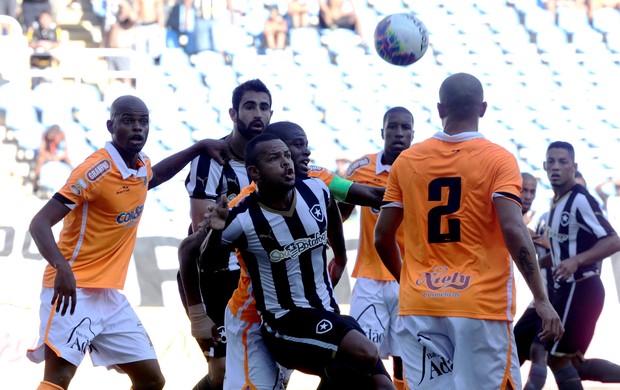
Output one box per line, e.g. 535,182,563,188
328,175,354,202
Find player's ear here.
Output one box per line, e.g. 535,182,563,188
247,165,260,182
229,108,237,122
437,102,446,119
106,119,113,134
479,101,487,118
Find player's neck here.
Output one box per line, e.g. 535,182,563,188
552,181,577,201
226,133,246,161
442,117,479,135
256,186,294,210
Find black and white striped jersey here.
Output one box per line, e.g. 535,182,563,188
185,143,251,204
546,184,616,282
185,141,251,271
219,178,339,322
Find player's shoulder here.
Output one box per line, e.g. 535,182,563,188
308,164,331,174
77,148,115,181
346,153,376,176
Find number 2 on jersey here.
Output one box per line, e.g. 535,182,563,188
428,177,461,243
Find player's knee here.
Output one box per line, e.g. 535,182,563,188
133,373,165,390
340,330,380,372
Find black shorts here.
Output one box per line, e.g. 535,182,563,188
514,306,543,365
261,308,361,375
177,268,241,357
546,276,605,356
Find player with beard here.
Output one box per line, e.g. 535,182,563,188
200,133,395,389
179,79,273,390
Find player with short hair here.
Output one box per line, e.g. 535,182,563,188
179,78,273,390
179,121,387,389
27,95,228,390
540,141,620,390
200,133,395,389
374,73,563,389
338,106,414,390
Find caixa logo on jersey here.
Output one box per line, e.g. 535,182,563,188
116,205,144,226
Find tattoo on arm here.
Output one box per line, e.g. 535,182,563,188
518,246,536,284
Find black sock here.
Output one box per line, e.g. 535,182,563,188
578,358,620,383
524,363,548,390
553,365,584,390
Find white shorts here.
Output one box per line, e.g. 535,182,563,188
349,277,401,358
223,306,284,390
398,315,521,390
27,288,157,370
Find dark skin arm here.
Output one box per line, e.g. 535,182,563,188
149,139,230,189
326,197,347,286
338,183,385,221
29,198,76,316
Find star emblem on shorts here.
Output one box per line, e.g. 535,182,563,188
218,325,227,344
316,319,333,334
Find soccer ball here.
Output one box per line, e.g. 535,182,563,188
374,13,429,66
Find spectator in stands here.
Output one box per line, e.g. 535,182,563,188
104,0,137,85
27,11,61,69
133,0,165,65
287,0,309,28
0,0,17,19
263,4,288,50
165,0,196,55
19,0,51,32
318,0,361,36
32,124,72,193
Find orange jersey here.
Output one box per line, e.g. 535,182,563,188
227,166,338,323
383,132,522,321
42,143,152,290
346,152,403,281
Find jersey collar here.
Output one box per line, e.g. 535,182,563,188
432,131,486,142
375,150,391,174
105,142,149,179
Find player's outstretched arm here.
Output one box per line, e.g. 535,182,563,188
345,183,386,209
326,197,347,286
374,206,403,282
149,139,230,189
29,198,77,316
494,197,563,342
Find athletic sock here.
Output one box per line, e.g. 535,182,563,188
577,358,620,382
553,365,584,390
524,363,548,390
37,381,64,390
393,377,406,390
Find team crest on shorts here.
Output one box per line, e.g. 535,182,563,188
316,319,333,334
